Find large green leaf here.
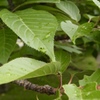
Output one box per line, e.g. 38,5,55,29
55,49,71,72
0,28,17,64
56,1,81,21
0,9,58,61
63,82,100,100
79,69,100,86
0,57,60,84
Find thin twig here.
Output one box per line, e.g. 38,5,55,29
14,80,57,95
7,0,15,11
68,75,73,84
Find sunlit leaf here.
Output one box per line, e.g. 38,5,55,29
72,23,94,43
79,69,100,86
61,20,78,40
0,9,58,61
63,82,100,100
0,57,60,84
56,1,81,21
92,0,100,8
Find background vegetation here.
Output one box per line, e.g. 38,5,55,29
0,0,100,100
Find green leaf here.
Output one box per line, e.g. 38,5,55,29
56,1,81,21
55,49,71,72
63,82,100,100
0,57,60,84
23,0,60,3
0,27,17,64
0,9,58,61
61,20,78,40
72,23,94,43
72,55,97,71
79,69,100,86
55,42,82,54
92,0,100,8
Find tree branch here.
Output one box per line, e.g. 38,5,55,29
14,80,57,95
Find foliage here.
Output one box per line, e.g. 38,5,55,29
0,0,100,99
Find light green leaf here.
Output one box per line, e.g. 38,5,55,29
61,20,78,40
0,9,58,61
92,0,100,8
79,69,100,86
63,82,100,100
55,49,71,72
72,23,94,43
0,57,60,84
56,1,81,21
0,28,17,64
63,84,81,100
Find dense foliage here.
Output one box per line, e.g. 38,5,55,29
0,0,100,100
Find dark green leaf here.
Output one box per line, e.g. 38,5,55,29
55,49,71,72
0,27,17,64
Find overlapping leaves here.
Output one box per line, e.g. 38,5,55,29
0,9,58,61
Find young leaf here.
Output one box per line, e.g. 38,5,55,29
79,69,100,86
0,9,58,61
72,22,94,43
55,49,71,72
63,82,100,100
0,57,60,84
0,27,17,64
56,1,81,21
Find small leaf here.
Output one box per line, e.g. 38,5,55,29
72,22,94,43
56,1,81,21
55,49,71,72
92,0,100,8
0,27,17,64
55,42,82,54
0,9,58,61
63,82,100,100
61,20,78,40
63,84,81,100
79,69,100,86
0,57,60,84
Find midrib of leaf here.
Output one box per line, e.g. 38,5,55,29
0,9,56,61
19,17,55,61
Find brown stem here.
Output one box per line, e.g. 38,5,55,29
14,80,57,95
7,0,15,11
57,73,62,89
